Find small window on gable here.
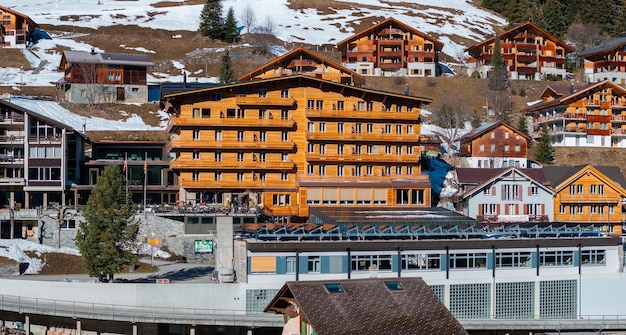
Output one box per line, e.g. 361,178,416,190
325,283,344,293
385,281,404,291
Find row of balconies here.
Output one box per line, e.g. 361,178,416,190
168,117,296,130
306,132,419,142
305,109,420,120
179,179,297,189
305,153,420,163
168,139,296,151
234,96,297,107
532,113,626,124
477,215,549,223
171,159,296,170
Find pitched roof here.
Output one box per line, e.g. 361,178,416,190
0,5,37,26
163,74,432,105
579,36,626,59
456,167,549,186
525,80,626,113
456,167,553,199
464,21,574,54
336,17,444,50
62,50,154,67
0,97,90,143
264,278,468,335
238,47,364,85
457,120,531,142
539,83,589,100
543,165,626,191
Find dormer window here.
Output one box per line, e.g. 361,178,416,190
325,283,344,293
385,281,404,291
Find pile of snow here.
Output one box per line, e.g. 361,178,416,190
0,239,79,274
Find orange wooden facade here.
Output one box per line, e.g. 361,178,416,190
525,81,626,141
163,75,432,219
238,47,364,86
459,122,529,159
0,5,36,48
336,18,443,76
465,22,573,80
550,165,626,234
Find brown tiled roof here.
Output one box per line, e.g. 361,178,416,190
456,167,549,186
543,165,626,190
265,277,468,335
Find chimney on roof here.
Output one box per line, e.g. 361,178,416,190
368,264,378,278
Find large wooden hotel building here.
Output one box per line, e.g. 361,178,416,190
163,48,432,220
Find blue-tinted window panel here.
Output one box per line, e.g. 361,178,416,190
324,283,344,293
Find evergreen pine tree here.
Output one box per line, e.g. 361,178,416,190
76,165,138,281
223,7,239,43
488,35,508,92
219,53,235,84
515,114,532,148
542,0,567,37
198,0,224,40
535,124,555,164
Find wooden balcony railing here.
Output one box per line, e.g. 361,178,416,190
305,153,420,163
170,159,296,170
0,117,24,124
168,139,296,151
179,179,297,189
234,96,296,107
306,109,420,121
306,132,419,142
168,117,296,128
0,135,25,144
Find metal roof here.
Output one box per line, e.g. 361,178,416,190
63,50,154,67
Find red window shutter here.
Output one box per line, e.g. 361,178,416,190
515,204,519,215
501,185,505,200
541,204,545,215
492,186,496,195
478,204,483,215
505,205,509,215
528,187,531,196
523,204,527,214
496,205,501,215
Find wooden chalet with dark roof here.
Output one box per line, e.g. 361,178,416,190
336,17,444,77
465,22,574,80
524,80,626,147
543,165,626,234
457,121,530,168
0,5,37,48
57,50,154,104
238,47,364,86
579,34,626,84
264,278,468,335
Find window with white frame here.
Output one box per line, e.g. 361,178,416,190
351,254,392,271
402,253,440,270
581,249,606,265
539,250,574,266
286,256,296,273
449,253,488,269
308,256,320,272
496,252,531,267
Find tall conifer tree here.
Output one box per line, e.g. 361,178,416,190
219,53,235,84
76,165,138,280
198,0,224,40
535,124,555,164
223,7,239,43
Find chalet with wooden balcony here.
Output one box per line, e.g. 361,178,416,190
162,74,431,220
455,167,554,224
543,165,626,234
0,96,89,211
524,80,626,147
57,50,153,104
457,121,530,168
336,17,444,77
579,34,626,84
0,5,37,48
238,47,364,86
465,22,573,80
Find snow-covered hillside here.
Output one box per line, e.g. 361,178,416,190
1,0,506,87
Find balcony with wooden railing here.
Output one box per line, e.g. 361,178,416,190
0,135,25,145
0,155,24,164
305,153,420,163
167,116,296,129
235,95,296,107
611,128,626,135
306,109,420,121
170,159,296,170
168,139,296,151
29,136,62,144
298,174,429,184
611,114,626,123
179,178,297,189
0,116,24,125
532,112,586,124
306,132,419,142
